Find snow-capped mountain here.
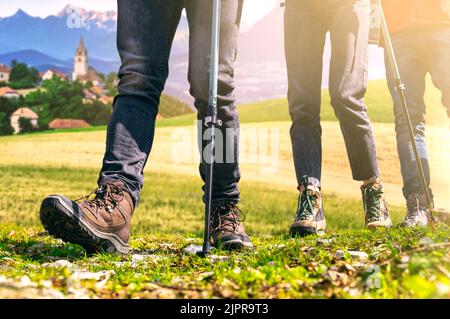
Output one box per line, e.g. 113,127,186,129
56,4,117,31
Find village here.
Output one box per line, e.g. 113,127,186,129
0,38,115,134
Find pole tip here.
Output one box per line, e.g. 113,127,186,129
196,250,211,258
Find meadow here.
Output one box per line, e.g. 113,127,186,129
0,79,449,298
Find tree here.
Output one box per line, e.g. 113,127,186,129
24,77,112,127
18,117,35,134
0,97,19,135
105,72,119,97
0,112,13,135
80,100,112,125
8,60,40,89
26,77,85,127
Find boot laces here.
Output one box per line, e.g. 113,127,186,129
406,194,421,221
76,184,124,213
295,176,319,221
211,203,245,233
363,184,384,222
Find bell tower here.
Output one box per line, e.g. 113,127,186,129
72,37,88,80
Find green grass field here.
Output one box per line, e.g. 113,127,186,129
0,80,449,299
1,165,449,298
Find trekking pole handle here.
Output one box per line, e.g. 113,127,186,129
208,0,221,119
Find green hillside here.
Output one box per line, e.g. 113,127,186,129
158,94,193,118
20,79,448,135
158,79,448,128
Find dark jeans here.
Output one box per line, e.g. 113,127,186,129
99,0,243,207
386,26,450,198
284,0,380,185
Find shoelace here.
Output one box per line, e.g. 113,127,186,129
405,194,433,223
211,203,246,233
405,194,420,221
362,185,383,222
76,184,124,214
295,191,317,221
295,176,318,221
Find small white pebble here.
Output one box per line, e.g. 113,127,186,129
183,244,203,255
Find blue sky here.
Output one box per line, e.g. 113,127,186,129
0,0,279,28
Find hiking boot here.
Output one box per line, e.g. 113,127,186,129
361,181,392,229
39,181,134,254
210,203,253,251
401,193,432,228
290,176,326,237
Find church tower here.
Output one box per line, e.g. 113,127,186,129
72,38,88,80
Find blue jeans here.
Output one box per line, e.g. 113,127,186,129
386,26,450,198
284,0,380,185
98,0,243,207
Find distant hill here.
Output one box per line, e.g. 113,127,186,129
238,5,284,63
0,49,195,107
34,64,72,75
0,49,64,67
159,94,194,118
157,79,448,127
0,49,120,75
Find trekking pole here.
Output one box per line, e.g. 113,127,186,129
198,0,222,257
377,0,435,212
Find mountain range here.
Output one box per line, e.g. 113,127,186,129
0,4,386,104
0,5,189,61
0,49,120,75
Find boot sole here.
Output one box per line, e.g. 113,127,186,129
290,221,326,237
39,196,130,255
366,218,392,229
215,238,254,251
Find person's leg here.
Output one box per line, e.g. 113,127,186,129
186,0,242,207
186,0,252,250
386,29,431,227
284,1,328,236
328,0,390,228
284,1,328,185
40,0,184,254
428,26,450,124
328,0,379,182
419,26,450,225
98,0,184,207
386,30,429,198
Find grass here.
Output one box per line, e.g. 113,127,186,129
0,164,449,299
0,164,406,234
2,121,449,209
0,78,449,299
25,125,108,135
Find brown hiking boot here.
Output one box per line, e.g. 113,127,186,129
39,181,134,254
361,181,392,229
210,203,253,251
